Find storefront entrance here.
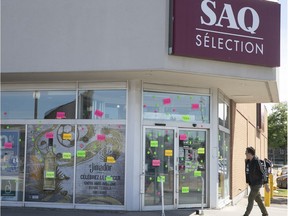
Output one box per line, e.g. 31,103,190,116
142,127,207,210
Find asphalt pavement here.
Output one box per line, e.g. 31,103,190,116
1,197,287,216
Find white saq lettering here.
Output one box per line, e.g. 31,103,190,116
200,0,260,34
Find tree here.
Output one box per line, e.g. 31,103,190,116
268,102,287,148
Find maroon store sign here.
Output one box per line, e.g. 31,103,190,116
169,0,280,67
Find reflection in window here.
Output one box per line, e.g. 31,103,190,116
143,92,210,123
1,125,25,201
1,91,34,119
78,90,126,119
25,124,75,203
1,91,76,119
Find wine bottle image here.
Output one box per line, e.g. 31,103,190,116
43,138,56,191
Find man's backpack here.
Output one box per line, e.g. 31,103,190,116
258,158,273,184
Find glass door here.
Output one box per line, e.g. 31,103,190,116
143,127,175,209
177,129,207,207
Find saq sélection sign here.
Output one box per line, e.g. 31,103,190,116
170,0,280,67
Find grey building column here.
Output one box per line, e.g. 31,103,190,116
126,80,142,211
209,88,219,208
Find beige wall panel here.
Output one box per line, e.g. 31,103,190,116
248,122,256,149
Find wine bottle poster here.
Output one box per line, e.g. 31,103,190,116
25,124,75,202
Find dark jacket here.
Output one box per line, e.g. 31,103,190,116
245,156,265,186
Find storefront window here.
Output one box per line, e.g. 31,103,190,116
75,124,125,205
78,90,126,119
143,92,210,123
1,92,34,119
25,124,75,203
1,91,76,119
1,125,25,201
218,92,230,201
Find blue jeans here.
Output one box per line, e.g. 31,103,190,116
244,185,268,216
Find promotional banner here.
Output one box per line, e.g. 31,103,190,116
75,125,125,205
25,124,75,202
171,0,280,67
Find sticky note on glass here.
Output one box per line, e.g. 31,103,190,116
106,176,113,182
163,98,171,105
194,170,202,177
157,176,165,183
63,133,72,140
45,132,54,139
182,115,190,122
179,134,187,140
107,156,116,163
165,150,173,157
94,109,104,117
56,112,66,119
97,134,106,141
150,140,158,147
192,104,200,110
197,148,205,154
77,150,86,158
62,152,71,159
152,159,161,167
45,171,55,178
182,187,189,193
4,142,13,149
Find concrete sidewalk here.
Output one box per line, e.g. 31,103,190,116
1,197,287,216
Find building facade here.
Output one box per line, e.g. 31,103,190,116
1,0,280,211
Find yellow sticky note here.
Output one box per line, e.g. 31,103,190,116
197,148,205,154
62,152,71,159
107,156,116,163
45,171,55,178
182,187,189,193
77,150,86,158
63,133,72,140
165,150,173,157
194,170,202,177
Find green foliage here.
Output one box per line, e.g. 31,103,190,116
268,102,287,148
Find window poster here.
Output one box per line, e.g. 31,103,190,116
75,125,125,205
1,129,21,201
25,124,75,202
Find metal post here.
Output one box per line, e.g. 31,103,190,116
200,176,204,215
161,178,165,216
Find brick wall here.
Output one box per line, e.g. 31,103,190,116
230,102,268,199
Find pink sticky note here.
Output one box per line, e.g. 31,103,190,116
152,160,161,167
45,132,54,139
97,134,106,141
192,104,200,110
179,134,187,141
94,110,104,117
56,112,66,119
4,142,13,149
163,98,171,105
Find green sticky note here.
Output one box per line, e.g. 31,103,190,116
149,177,153,181
182,115,190,122
198,148,205,154
194,170,202,177
45,171,55,178
106,176,113,182
147,151,150,155
150,140,158,147
157,176,165,183
63,152,71,159
77,150,86,158
182,187,189,193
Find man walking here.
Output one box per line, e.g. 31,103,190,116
244,146,269,216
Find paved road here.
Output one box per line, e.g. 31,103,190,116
1,197,287,216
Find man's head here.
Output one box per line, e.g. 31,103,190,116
245,146,255,160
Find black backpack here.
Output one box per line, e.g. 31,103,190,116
258,158,273,184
